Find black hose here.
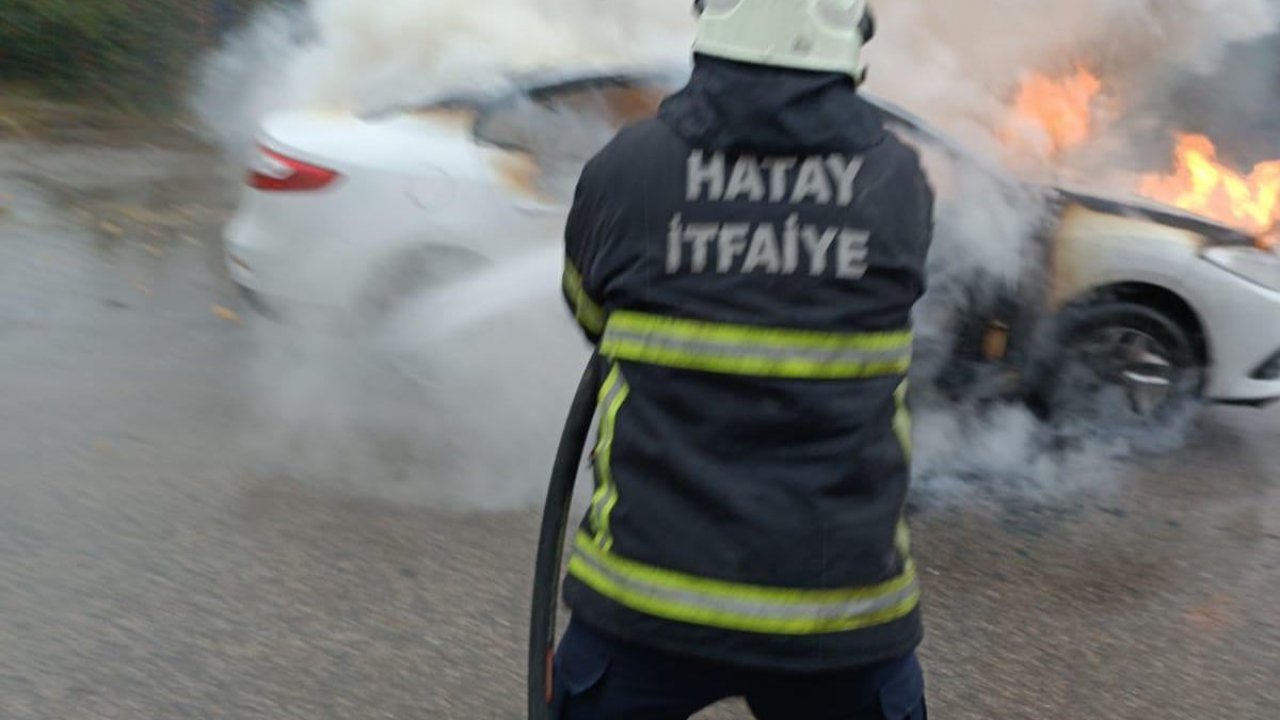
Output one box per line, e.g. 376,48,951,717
528,353,602,720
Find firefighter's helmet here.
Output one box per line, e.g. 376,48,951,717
693,0,877,83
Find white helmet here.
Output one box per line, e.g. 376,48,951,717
693,0,877,83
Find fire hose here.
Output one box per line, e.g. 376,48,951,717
528,352,602,720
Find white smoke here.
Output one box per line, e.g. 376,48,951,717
865,0,1279,165
189,2,315,165
196,0,1276,511
865,0,1276,502
292,0,690,107
910,404,1122,510
191,0,693,163
193,0,1280,163
239,251,591,511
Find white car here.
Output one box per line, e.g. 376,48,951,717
224,67,1280,425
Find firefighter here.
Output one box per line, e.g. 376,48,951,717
557,1,934,717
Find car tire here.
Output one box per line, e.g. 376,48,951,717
1028,302,1204,431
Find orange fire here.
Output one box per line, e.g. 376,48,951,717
1140,134,1280,234
998,65,1277,238
1004,68,1102,156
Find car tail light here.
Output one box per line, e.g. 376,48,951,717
247,145,339,192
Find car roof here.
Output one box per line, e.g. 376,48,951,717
445,65,997,165
366,65,690,118
377,63,969,146
374,65,1250,241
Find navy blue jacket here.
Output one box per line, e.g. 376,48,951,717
561,56,935,672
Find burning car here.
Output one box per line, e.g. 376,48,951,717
222,68,1280,426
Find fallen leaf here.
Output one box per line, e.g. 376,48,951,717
1182,592,1241,640
100,221,124,238
142,244,164,258
182,234,202,246
212,304,241,323
119,205,190,229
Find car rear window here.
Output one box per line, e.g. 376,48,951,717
473,77,673,193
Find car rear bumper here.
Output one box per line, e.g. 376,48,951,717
223,209,290,300
224,241,329,324
222,201,349,320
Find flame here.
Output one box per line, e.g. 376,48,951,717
1003,68,1102,156
997,65,1277,238
1140,134,1280,234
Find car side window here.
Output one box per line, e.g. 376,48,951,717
475,79,670,197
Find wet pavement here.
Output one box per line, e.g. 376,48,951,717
1,120,1277,719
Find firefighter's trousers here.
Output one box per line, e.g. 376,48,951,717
552,618,928,720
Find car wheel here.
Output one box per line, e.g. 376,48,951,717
1033,303,1204,429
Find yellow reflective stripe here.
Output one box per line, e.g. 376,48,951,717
601,311,912,379
609,311,912,352
587,367,618,541
895,517,912,558
563,260,605,335
602,340,909,378
589,364,629,551
893,379,912,460
568,531,920,636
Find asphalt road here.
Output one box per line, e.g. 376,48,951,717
1,123,1277,720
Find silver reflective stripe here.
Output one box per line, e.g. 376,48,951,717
598,312,913,379
604,328,911,367
573,547,918,621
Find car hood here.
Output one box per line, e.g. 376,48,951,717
1052,186,1258,247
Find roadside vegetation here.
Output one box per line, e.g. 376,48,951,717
1,0,264,111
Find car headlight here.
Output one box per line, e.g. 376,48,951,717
1201,245,1280,291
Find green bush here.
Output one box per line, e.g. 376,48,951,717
0,0,264,110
